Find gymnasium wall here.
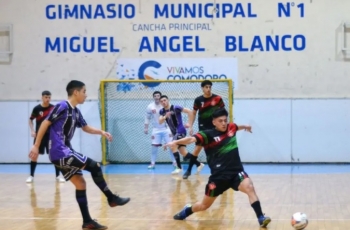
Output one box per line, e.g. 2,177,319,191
1,0,350,163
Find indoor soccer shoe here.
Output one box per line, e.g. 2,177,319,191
108,194,130,207
182,171,191,179
173,204,191,220
82,220,107,229
147,164,155,169
258,215,271,227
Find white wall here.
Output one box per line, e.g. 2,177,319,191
1,0,350,100
0,101,102,163
1,99,350,163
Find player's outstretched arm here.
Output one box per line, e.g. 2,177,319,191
82,125,112,141
166,136,196,148
237,125,252,133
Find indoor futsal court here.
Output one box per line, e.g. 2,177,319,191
2,0,350,230
1,163,350,230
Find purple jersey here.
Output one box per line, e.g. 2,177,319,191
159,105,186,135
46,101,87,161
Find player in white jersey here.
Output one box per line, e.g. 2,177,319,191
144,91,176,169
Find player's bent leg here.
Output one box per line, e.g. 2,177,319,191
174,180,223,220
170,145,182,174
179,146,203,179
163,131,177,168
237,174,271,227
70,175,107,230
84,158,130,207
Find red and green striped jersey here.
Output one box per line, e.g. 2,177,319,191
30,104,55,132
193,94,225,130
194,123,244,179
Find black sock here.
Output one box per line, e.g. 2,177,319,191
85,161,114,199
76,190,93,223
54,165,60,177
173,152,182,169
30,161,37,177
251,201,263,218
185,205,194,216
186,154,200,173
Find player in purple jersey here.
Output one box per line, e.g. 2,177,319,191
29,80,130,230
159,95,204,175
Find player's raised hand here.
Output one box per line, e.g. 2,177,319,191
102,131,113,141
245,126,252,133
29,145,39,160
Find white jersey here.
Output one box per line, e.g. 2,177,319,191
145,102,168,132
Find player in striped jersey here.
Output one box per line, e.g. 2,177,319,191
159,95,204,175
26,90,65,183
167,108,271,228
184,80,225,179
29,80,130,230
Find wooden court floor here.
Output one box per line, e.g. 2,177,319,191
2,171,350,230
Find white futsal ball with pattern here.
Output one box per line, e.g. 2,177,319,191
291,212,308,230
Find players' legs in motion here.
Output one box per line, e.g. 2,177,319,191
182,145,205,179
27,138,65,183
238,176,271,227
148,144,160,169
170,144,183,174
55,152,130,229
148,132,162,169
27,152,39,183
173,180,222,220
163,132,177,169
178,146,203,179
83,158,130,207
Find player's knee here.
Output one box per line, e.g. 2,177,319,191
240,179,255,194
85,158,102,176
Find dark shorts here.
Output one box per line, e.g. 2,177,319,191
205,171,249,197
51,150,88,181
34,134,49,154
173,133,186,148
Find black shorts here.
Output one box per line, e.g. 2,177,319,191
51,150,88,181
205,171,249,197
34,134,49,154
174,133,186,148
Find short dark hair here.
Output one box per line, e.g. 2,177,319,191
201,80,212,87
42,90,51,96
212,108,228,119
66,80,85,96
153,91,162,97
160,95,168,100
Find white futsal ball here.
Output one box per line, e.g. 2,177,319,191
291,212,308,230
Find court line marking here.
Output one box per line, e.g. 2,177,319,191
1,217,350,221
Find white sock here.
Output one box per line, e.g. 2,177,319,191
168,149,176,165
151,146,158,165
